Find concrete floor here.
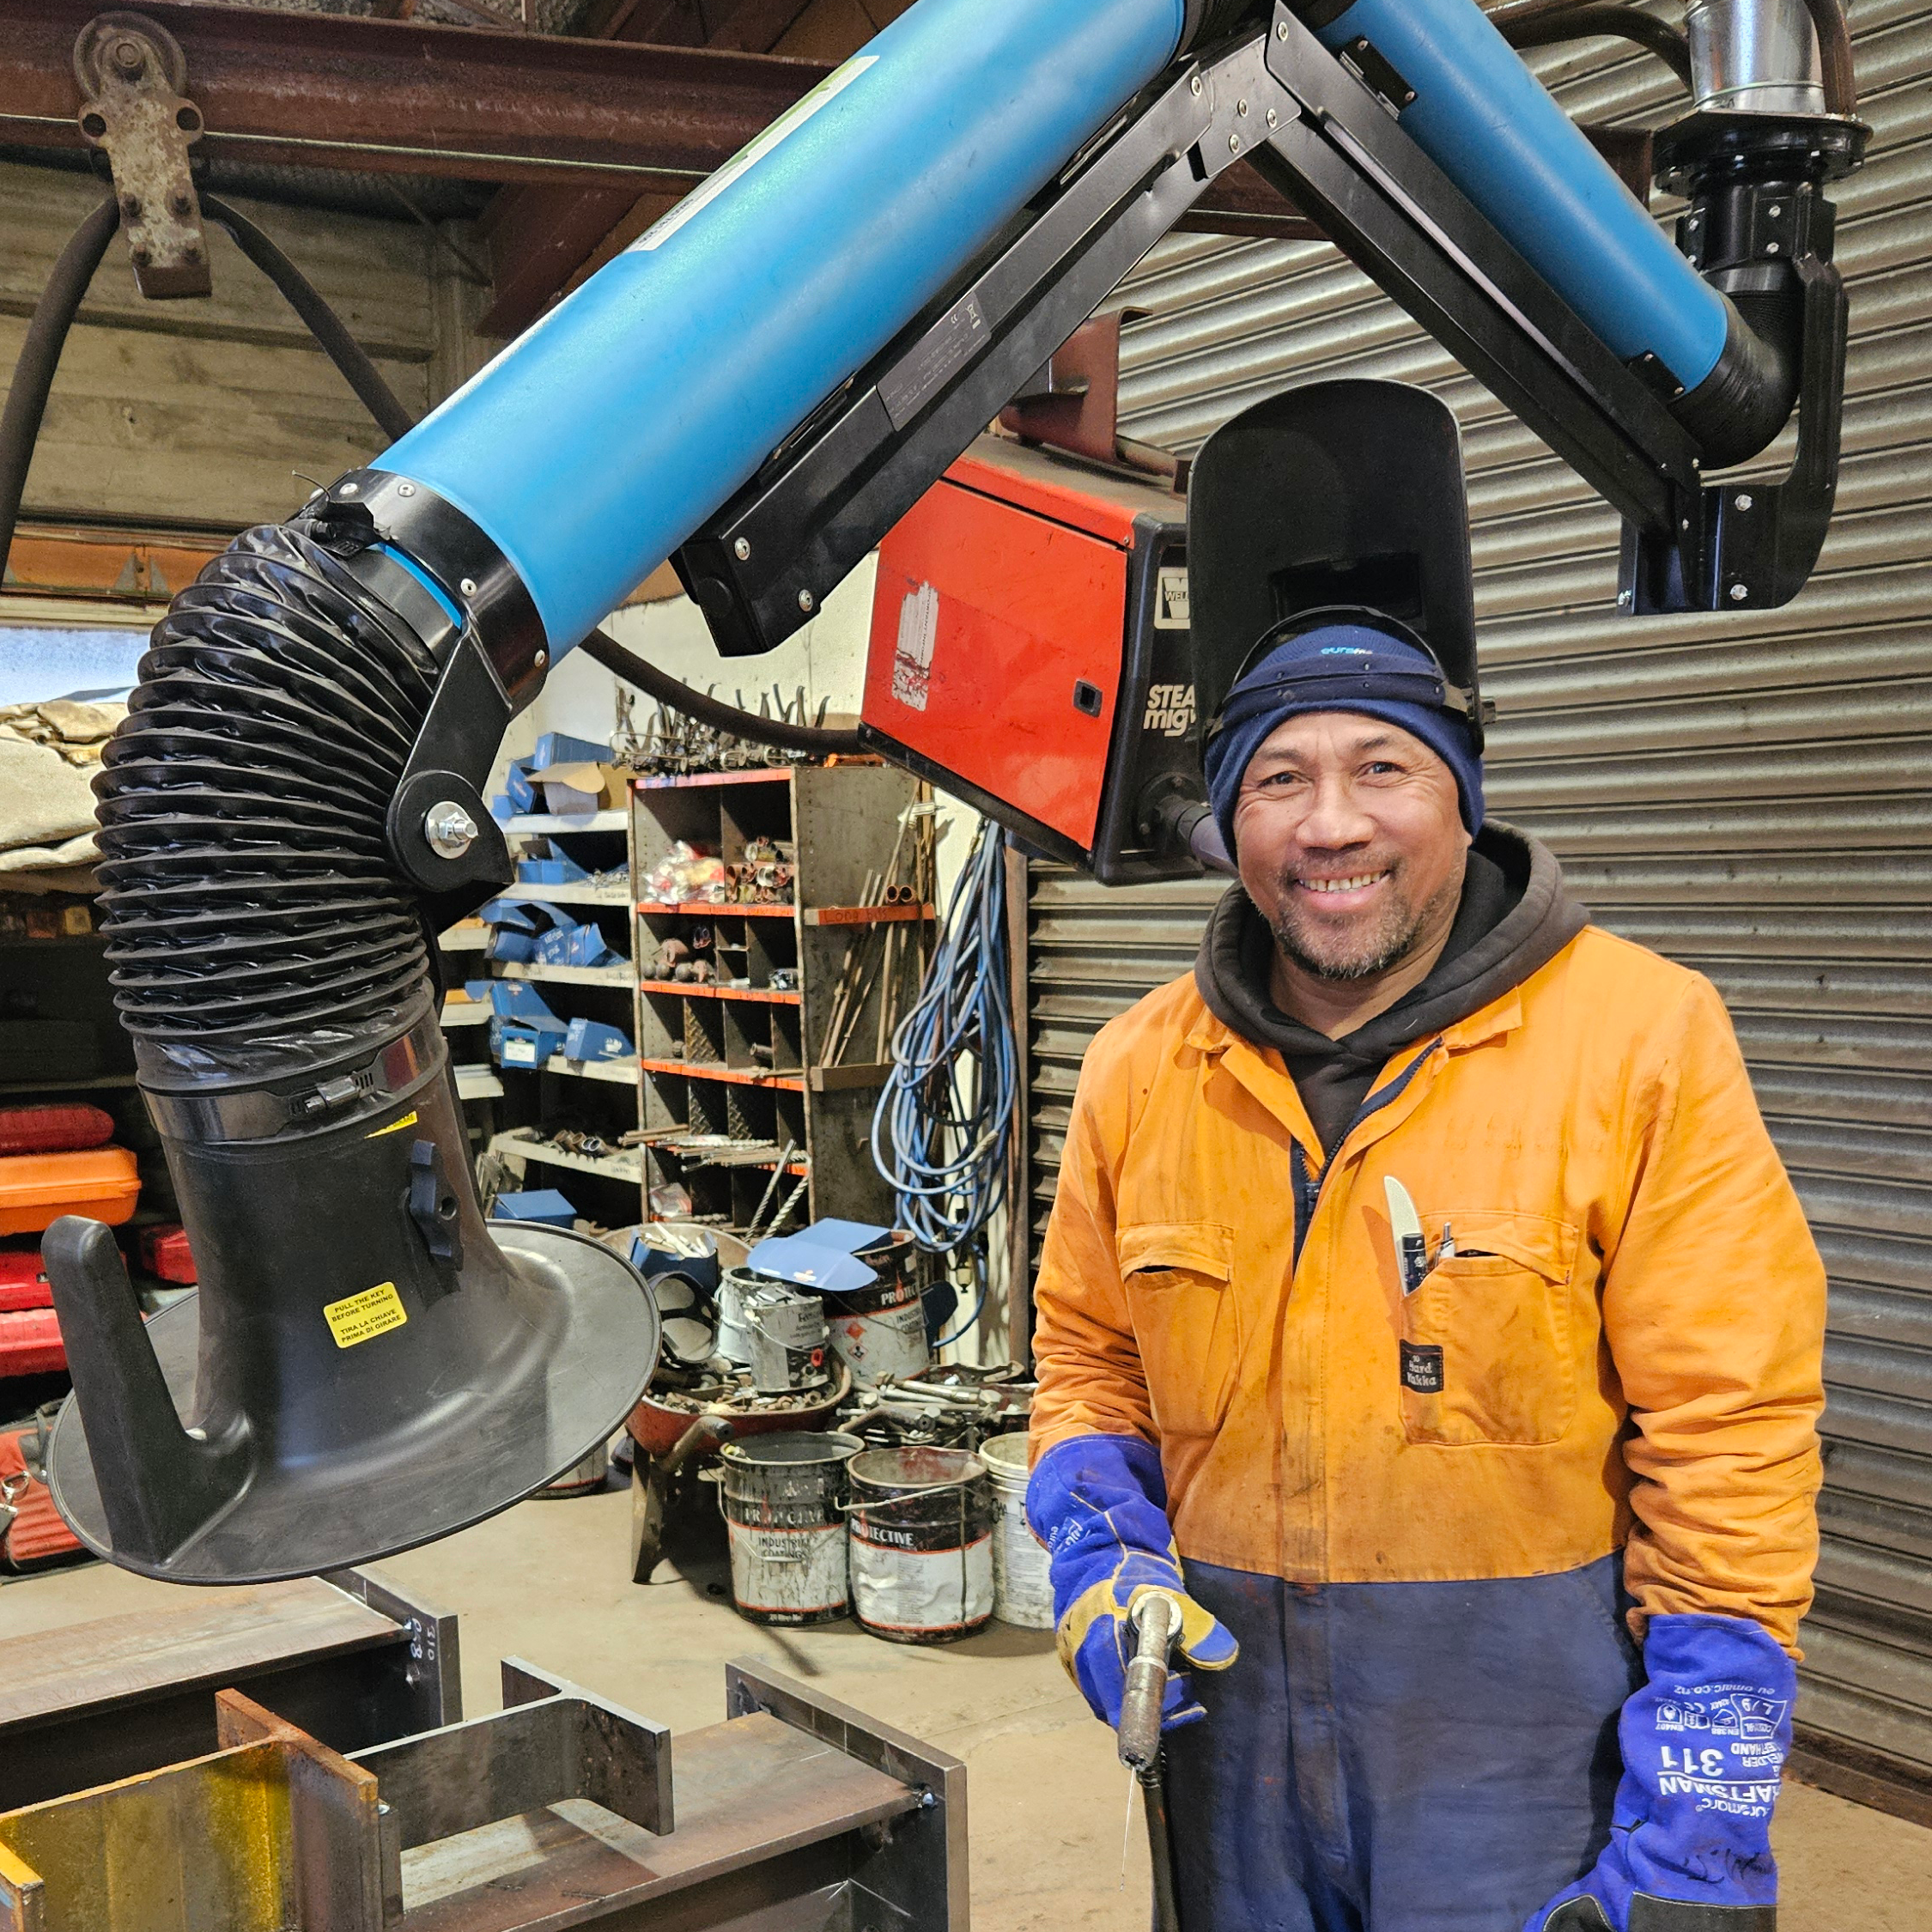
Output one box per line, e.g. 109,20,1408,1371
5,1483,1928,1929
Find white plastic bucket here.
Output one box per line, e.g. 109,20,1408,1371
976,1431,1053,1629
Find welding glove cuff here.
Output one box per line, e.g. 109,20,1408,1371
1524,1613,1793,1932
1027,1433,1237,1731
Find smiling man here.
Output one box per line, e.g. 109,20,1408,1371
1025,392,1827,1932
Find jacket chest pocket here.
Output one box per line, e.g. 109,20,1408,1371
1117,1221,1240,1442
1398,1211,1580,1448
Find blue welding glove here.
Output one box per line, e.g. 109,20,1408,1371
1026,1433,1237,1731
1526,1613,1794,1932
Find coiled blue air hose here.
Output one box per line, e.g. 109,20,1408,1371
871,821,1019,1267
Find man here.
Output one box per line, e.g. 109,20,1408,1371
1025,392,1826,1932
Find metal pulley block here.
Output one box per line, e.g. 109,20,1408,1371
73,10,210,298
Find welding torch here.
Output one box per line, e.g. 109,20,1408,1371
1118,1590,1184,1932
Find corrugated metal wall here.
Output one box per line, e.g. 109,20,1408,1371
1026,3,1932,1792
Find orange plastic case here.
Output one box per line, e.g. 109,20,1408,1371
0,1146,139,1235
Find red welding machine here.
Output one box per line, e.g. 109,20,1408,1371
860,433,1196,885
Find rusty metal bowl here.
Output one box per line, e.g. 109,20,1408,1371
625,1363,853,1458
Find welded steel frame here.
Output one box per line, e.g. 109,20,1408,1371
0,1567,460,1814
0,1658,962,1932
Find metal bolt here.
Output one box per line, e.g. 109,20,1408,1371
1765,240,1781,253
111,37,145,75
1734,492,1753,511
1728,582,1750,602
1230,133,1242,153
119,194,141,221
1617,589,1632,606
798,589,816,613
1768,204,1783,217
338,481,359,496
131,246,150,268
1267,106,1279,128
534,650,548,668
1190,74,1202,97
1680,517,1691,531
1237,98,1249,117
423,800,479,860
169,190,192,217
733,537,751,561
459,577,477,596
1277,18,1290,39
397,481,416,496
185,1425,207,1441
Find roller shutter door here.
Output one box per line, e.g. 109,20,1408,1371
1023,3,1932,1813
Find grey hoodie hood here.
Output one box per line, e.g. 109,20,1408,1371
1193,823,1587,1157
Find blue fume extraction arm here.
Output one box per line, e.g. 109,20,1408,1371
45,0,1865,1585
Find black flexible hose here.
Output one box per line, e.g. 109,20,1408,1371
1500,4,1693,91
0,195,119,575
97,524,439,1036
577,625,863,754
200,194,416,444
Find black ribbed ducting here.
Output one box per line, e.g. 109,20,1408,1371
94,525,439,1039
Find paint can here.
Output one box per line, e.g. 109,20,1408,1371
746,1286,831,1394
975,1431,1053,1628
715,1266,763,1365
720,1431,862,1625
533,1435,610,1499
846,1445,994,1643
823,1271,931,1386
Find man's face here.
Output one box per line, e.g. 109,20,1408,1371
1232,711,1471,982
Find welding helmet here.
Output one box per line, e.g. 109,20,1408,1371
1186,378,1485,748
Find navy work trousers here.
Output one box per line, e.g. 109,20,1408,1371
1161,1554,1645,1932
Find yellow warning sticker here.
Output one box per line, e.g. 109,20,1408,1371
323,1282,409,1350
365,1111,419,1140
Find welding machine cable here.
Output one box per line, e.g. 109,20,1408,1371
871,820,1019,1255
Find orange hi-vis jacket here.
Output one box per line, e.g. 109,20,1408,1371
1030,925,1827,1654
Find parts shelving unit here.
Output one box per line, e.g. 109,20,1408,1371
630,762,927,1232
440,808,642,1225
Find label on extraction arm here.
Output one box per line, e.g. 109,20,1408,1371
634,55,878,254
324,1281,410,1349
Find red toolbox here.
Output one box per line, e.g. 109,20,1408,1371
0,1250,50,1312
137,1223,197,1285
0,1148,139,1236
0,1104,114,1156
0,1309,63,1378
0,1411,84,1571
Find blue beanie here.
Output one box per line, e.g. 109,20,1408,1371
1202,622,1485,860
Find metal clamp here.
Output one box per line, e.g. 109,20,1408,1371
73,11,210,299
